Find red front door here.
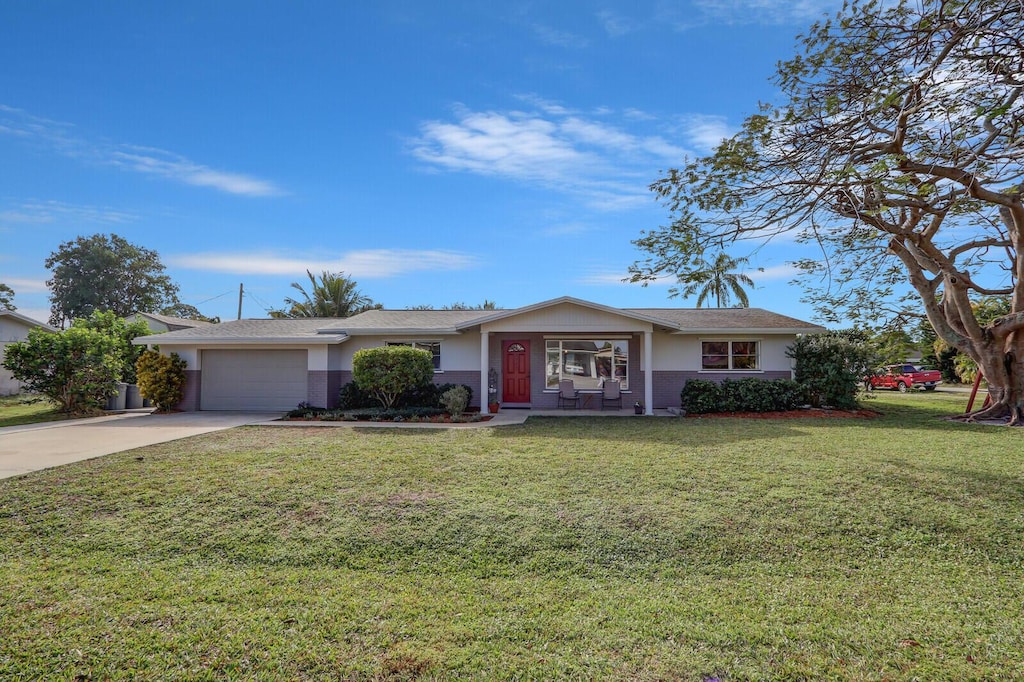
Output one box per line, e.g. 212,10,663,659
502,340,530,404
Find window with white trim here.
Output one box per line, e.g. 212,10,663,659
701,340,759,370
545,339,628,390
386,341,441,370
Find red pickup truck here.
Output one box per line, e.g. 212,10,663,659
865,364,943,392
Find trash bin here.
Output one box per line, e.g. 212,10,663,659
125,384,144,409
106,382,128,411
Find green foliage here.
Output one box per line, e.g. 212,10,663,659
0,282,15,310
273,270,380,318
338,381,375,409
135,350,187,412
440,385,470,415
675,252,759,308
680,378,805,414
72,310,151,384
160,303,220,323
787,331,873,409
352,346,435,409
45,233,180,328
1,326,119,413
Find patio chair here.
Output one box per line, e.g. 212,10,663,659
557,379,579,409
601,379,622,410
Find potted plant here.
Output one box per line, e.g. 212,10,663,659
488,367,500,413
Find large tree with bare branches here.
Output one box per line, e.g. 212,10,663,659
630,0,1024,424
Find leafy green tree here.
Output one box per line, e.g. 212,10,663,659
787,331,873,410
352,346,434,409
160,303,219,323
45,233,180,328
2,326,119,413
73,310,151,384
135,350,187,412
0,283,15,310
272,270,380,318
630,0,1024,424
675,252,758,308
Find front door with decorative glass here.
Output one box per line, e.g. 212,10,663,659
502,340,530,404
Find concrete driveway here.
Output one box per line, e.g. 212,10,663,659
0,411,280,480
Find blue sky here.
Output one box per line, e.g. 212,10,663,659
1,0,845,325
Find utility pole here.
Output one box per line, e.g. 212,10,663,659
237,283,244,320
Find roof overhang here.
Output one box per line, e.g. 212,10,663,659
457,296,683,331
670,327,825,335
132,333,350,346
314,327,464,336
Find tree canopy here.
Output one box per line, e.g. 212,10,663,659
0,283,15,310
675,252,758,308
272,270,379,318
45,233,180,328
630,0,1024,423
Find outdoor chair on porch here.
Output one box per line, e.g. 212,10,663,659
601,379,622,410
557,379,580,409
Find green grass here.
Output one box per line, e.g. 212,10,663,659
1,392,1021,680
0,394,74,428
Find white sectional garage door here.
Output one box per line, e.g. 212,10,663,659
201,350,308,411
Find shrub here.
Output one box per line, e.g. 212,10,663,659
787,331,872,409
338,381,375,409
353,346,435,409
434,382,473,409
2,326,120,413
681,378,807,414
680,379,722,414
440,385,469,415
135,350,187,412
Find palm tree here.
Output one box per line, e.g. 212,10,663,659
276,270,379,318
675,252,758,308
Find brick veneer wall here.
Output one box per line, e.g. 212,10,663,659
177,369,201,411
307,371,328,408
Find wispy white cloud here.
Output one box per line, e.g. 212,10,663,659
532,23,589,48
674,114,735,153
2,277,50,294
409,99,707,210
596,9,637,37
0,105,282,197
748,263,801,281
685,0,841,26
170,249,481,278
0,200,139,226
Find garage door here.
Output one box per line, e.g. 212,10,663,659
201,350,308,411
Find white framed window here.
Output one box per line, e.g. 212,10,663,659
386,341,441,370
701,340,759,370
545,339,628,390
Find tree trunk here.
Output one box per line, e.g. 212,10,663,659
958,342,1024,426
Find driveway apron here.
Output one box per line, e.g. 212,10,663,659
0,411,278,480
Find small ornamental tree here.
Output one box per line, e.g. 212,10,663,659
787,331,873,410
2,326,119,413
352,346,434,409
135,350,187,412
73,310,151,384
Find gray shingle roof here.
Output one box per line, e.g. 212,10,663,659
134,301,824,346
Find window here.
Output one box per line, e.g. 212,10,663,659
545,339,628,390
701,340,759,370
386,341,441,370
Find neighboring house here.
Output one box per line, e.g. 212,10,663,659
126,312,214,333
0,310,58,396
132,296,826,413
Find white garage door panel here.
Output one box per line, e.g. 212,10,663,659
201,350,308,411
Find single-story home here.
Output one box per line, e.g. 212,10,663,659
1,310,58,396
133,296,826,414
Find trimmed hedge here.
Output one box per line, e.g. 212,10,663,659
338,380,474,411
681,378,806,414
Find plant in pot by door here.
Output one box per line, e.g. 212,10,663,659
488,367,500,413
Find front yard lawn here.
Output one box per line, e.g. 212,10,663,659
0,394,72,428
1,392,1021,679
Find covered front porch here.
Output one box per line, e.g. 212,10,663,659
470,300,660,416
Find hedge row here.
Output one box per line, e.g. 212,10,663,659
337,381,474,411
680,378,806,414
